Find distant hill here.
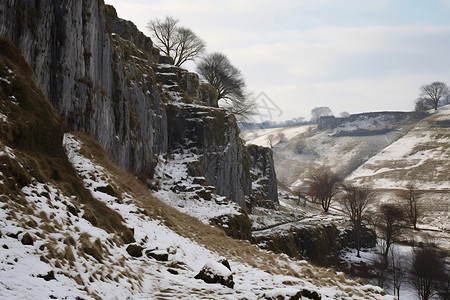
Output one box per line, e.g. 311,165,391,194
241,110,426,192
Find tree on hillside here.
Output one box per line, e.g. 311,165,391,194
311,106,333,123
397,183,422,230
147,16,206,66
340,184,373,257
418,81,449,110
415,98,434,111
376,203,406,266
339,111,350,118
196,52,256,121
389,246,407,300
307,166,341,212
411,243,446,300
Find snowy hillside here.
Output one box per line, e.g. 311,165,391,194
242,108,450,251
0,133,393,299
241,114,416,192
347,105,450,190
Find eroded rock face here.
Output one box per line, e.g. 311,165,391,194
247,144,278,206
0,0,167,175
166,103,251,207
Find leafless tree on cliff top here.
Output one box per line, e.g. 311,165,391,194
147,16,206,67
197,52,256,121
418,81,449,110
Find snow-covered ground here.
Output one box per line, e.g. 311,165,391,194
0,133,394,299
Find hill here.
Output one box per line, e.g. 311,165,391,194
241,111,423,192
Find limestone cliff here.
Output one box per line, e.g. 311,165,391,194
247,144,278,207
0,0,277,207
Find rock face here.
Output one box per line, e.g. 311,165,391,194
0,0,167,175
247,144,278,207
0,0,278,208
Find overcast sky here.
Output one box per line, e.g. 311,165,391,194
105,0,450,122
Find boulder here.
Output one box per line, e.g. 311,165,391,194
194,261,235,289
126,244,144,257
21,232,34,246
146,249,169,262
38,270,56,281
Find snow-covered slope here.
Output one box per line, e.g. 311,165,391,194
241,125,315,148
0,133,393,299
347,105,450,190
241,117,413,192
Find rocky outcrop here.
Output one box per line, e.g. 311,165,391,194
104,5,159,62
166,103,252,207
252,223,376,266
247,144,278,207
0,0,278,209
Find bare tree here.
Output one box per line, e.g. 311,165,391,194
277,131,286,143
172,27,206,66
418,81,449,110
411,243,445,300
415,98,433,111
196,52,256,121
398,183,422,230
376,203,406,266
307,166,341,212
341,184,373,257
311,106,333,123
389,246,407,300
267,134,275,149
147,16,206,66
340,111,350,118
437,268,450,300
